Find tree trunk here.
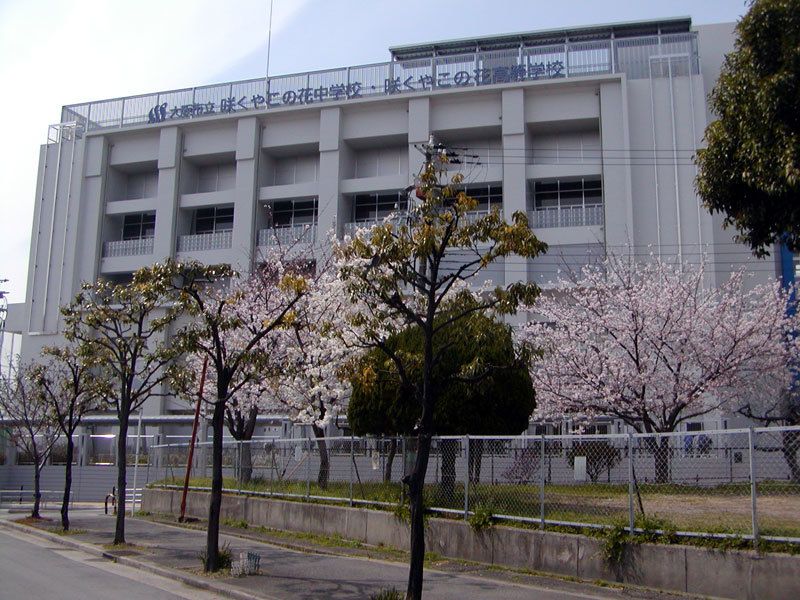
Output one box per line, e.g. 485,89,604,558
406,432,432,600
469,439,484,484
652,437,671,485
32,462,42,519
782,429,800,484
439,438,457,501
239,441,253,486
205,401,225,572
113,416,129,544
61,438,74,531
384,437,397,483
312,425,330,489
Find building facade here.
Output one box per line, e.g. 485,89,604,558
3,17,773,439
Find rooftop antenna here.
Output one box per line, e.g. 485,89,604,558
266,0,275,79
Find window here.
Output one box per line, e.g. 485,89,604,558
353,192,407,221
126,172,158,199
269,198,318,227
463,184,502,213
533,178,602,210
122,213,156,240
194,206,234,234
196,163,236,193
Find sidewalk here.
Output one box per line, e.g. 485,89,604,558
0,509,687,600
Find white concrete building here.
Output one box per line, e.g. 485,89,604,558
3,17,773,437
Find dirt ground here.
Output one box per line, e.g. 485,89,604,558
548,492,800,532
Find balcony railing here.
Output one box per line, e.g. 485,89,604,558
257,223,317,248
529,204,604,228
62,31,698,132
177,230,233,252
343,216,406,238
103,237,154,258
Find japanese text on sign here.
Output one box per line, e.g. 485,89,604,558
148,61,565,124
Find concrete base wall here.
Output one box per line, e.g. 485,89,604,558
142,488,800,600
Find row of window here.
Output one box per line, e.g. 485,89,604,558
115,179,603,242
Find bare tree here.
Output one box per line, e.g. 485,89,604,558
34,345,104,530
0,364,60,518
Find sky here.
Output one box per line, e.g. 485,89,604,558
0,0,749,306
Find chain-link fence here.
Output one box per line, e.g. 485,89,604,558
149,426,800,545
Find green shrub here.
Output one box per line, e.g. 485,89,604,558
198,542,233,571
467,503,495,532
222,517,249,529
370,587,403,600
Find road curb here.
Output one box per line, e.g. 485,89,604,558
0,518,280,600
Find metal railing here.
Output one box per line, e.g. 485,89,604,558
257,223,317,248
343,216,406,238
150,425,800,546
103,237,154,258
529,204,604,228
177,230,233,253
62,33,698,132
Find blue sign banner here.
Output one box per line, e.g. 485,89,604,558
148,61,565,124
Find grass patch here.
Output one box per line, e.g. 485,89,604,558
151,474,800,542
370,588,403,600
49,528,88,536
222,517,249,529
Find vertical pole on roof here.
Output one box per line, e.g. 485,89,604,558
610,32,616,74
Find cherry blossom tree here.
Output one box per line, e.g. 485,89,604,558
268,270,353,488
169,256,317,572
525,254,798,482
336,153,546,600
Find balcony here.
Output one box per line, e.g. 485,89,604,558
529,204,603,229
257,223,317,248
103,237,154,257
177,230,233,252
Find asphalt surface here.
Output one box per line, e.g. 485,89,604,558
0,510,681,600
0,528,224,600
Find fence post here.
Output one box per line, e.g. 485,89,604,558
463,435,470,519
349,434,354,507
627,432,635,534
237,441,243,495
539,432,545,529
748,427,759,550
306,437,312,499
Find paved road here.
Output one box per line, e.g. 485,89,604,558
0,512,680,600
17,513,670,600
0,528,224,600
